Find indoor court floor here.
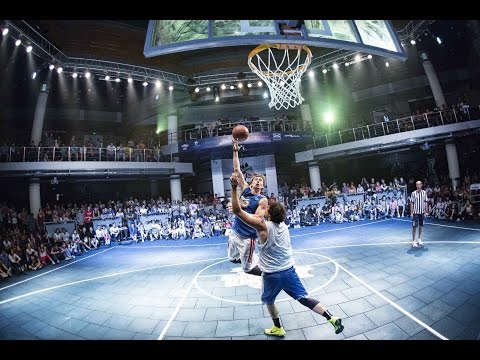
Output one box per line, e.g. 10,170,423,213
1,218,479,340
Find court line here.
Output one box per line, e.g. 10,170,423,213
0,247,114,292
297,240,480,252
119,242,226,249
192,253,339,305
117,220,389,250
196,259,333,278
335,262,449,340
159,253,339,339
0,256,227,306
157,278,196,340
290,220,390,238
393,218,480,231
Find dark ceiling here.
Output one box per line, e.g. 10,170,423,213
26,20,413,77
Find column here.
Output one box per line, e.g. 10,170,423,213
211,159,225,198
31,82,49,146
300,103,313,131
150,179,159,197
167,114,178,145
445,140,460,190
308,162,321,193
29,177,41,216
420,52,447,108
264,155,279,197
170,175,182,203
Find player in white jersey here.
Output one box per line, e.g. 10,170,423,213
230,173,344,337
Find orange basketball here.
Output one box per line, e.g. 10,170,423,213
232,125,249,142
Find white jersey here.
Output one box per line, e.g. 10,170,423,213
258,221,294,273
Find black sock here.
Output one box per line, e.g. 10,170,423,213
273,318,281,328
322,309,333,320
247,265,262,276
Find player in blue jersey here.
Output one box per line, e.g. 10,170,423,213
228,139,268,276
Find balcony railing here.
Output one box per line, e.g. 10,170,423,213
0,146,172,163
313,106,480,149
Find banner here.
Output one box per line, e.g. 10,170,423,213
179,132,312,152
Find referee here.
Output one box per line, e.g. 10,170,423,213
410,180,429,247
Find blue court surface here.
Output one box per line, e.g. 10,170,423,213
1,218,479,340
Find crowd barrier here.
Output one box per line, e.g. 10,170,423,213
44,220,76,238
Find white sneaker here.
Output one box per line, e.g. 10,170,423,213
417,239,423,246
412,241,418,248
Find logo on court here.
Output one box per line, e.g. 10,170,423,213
272,133,281,141
221,265,314,289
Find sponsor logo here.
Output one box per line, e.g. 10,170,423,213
284,134,300,138
272,133,281,141
222,265,314,289
181,143,189,151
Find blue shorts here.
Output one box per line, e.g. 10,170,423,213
261,266,308,305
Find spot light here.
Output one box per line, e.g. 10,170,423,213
105,75,110,81
155,80,161,88
436,37,442,44
355,54,361,62
2,28,8,36
26,45,33,53
72,72,78,78
49,64,55,70
15,39,21,46
410,39,416,45
333,63,339,69
367,54,373,59
127,77,133,83
115,77,120,83
85,71,91,78
142,81,148,87
168,85,173,91
322,68,327,74
57,67,63,74
221,84,226,90
194,87,200,93
206,86,211,92
247,83,252,88
32,72,37,80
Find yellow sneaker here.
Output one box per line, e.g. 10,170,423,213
328,317,344,334
264,325,286,337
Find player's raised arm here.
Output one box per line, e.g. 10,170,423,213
232,139,248,190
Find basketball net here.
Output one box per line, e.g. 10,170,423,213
248,44,312,110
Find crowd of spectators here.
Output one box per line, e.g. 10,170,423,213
0,170,478,280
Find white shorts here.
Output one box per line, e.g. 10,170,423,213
227,230,258,272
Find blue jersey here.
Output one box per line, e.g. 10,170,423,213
232,188,266,238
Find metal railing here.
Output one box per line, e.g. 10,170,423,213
313,106,480,149
0,146,172,163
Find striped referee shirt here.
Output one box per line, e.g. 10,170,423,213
410,189,428,214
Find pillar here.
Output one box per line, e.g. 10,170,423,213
167,114,178,145
264,155,279,197
150,179,159,197
29,177,41,216
445,140,460,190
420,52,447,108
170,175,182,203
308,162,321,193
211,159,225,198
300,103,313,131
31,82,49,146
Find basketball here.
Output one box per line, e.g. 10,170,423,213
232,125,249,142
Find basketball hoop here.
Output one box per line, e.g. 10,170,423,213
248,43,312,110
